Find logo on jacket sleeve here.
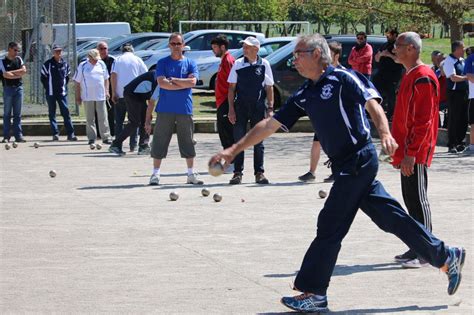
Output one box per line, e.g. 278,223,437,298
320,84,334,100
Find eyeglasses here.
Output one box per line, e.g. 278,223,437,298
293,49,315,59
357,37,365,40
394,43,409,49
169,42,183,46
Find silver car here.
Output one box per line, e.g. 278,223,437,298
139,29,265,70
195,37,295,90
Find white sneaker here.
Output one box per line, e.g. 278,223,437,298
149,174,160,186
187,173,203,185
401,258,429,269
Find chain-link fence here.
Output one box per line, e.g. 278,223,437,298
0,0,77,116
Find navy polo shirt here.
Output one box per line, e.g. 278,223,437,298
273,65,381,161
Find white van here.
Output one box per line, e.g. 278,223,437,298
53,22,131,46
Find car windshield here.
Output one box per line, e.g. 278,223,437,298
107,34,129,47
266,41,296,65
150,32,194,50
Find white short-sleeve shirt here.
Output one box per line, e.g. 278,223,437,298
111,52,147,98
442,55,462,79
227,57,274,86
73,60,109,101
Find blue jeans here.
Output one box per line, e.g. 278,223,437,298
46,94,75,136
2,85,24,140
114,98,137,147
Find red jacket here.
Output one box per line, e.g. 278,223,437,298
348,44,373,75
215,51,235,108
391,64,439,167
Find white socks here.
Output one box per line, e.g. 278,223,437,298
152,168,160,176
187,168,194,176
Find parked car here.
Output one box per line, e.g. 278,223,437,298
195,37,295,90
76,36,110,47
133,38,168,51
138,29,265,70
268,35,387,108
77,32,171,62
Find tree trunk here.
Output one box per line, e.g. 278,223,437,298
449,20,462,42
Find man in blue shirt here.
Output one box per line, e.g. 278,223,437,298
149,32,203,186
209,34,466,313
41,44,77,141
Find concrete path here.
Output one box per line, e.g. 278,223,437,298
0,133,472,314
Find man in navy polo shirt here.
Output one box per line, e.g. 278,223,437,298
227,36,274,185
443,40,469,153
209,34,466,313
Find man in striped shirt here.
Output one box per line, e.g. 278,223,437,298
41,44,77,141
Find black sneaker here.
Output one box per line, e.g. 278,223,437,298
448,147,458,154
67,135,78,141
88,139,95,145
394,249,417,263
52,135,59,141
15,137,26,143
323,174,335,183
108,145,126,156
129,145,137,152
1,138,9,143
102,139,112,145
138,145,150,155
229,172,242,185
255,172,269,184
298,171,315,182
456,144,466,153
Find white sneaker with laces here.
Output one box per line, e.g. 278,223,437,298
187,173,203,185
401,258,429,269
149,174,160,186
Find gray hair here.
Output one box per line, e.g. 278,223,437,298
400,32,422,53
121,43,134,53
297,34,332,66
96,41,108,49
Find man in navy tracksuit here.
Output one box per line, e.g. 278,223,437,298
227,36,274,185
41,44,77,141
210,34,466,313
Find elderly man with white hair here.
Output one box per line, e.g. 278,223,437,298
73,48,112,145
210,33,466,313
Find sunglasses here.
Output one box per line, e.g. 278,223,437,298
169,42,183,46
98,47,108,50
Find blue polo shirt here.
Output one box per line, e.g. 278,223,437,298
154,56,198,115
274,65,381,161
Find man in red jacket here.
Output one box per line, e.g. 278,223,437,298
391,32,439,269
348,32,373,79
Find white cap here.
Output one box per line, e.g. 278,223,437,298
240,36,260,47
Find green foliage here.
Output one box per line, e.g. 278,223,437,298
75,0,471,39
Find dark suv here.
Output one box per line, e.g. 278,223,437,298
267,35,387,108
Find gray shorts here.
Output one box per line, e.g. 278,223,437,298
151,112,196,159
